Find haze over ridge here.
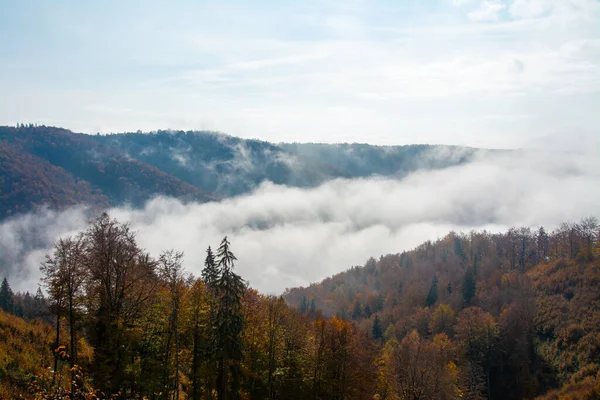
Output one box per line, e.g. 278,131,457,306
2,144,598,294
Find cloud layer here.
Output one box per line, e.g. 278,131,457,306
1,149,599,294
1,0,599,147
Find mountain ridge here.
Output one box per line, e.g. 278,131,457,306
0,124,481,220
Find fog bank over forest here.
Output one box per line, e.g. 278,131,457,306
1,149,599,294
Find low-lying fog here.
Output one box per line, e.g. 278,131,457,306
1,149,599,294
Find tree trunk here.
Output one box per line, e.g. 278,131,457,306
53,312,60,387
69,293,76,399
192,321,199,400
174,305,180,400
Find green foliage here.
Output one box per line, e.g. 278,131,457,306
214,237,246,399
0,278,14,314
0,125,478,221
425,276,439,307
372,315,383,340
462,267,476,305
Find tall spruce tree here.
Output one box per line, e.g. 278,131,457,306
215,237,246,400
202,246,218,290
425,276,439,307
201,245,219,397
372,315,383,340
310,298,317,317
299,296,307,314
0,277,14,314
462,268,477,305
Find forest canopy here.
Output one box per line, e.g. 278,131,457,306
0,214,599,399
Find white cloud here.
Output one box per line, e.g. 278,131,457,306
509,0,555,18
509,0,600,20
2,149,598,294
468,1,507,22
453,0,478,7
1,1,599,147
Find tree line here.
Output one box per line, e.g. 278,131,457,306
1,215,599,399
2,213,377,399
285,217,600,399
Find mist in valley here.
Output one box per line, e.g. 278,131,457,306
2,148,598,294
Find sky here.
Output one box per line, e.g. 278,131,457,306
1,0,599,149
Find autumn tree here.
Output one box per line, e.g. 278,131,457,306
83,212,159,395
455,307,499,400
158,249,186,400
380,330,460,400
430,303,456,337
41,235,87,395
185,278,210,400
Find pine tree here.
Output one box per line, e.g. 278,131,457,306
0,277,14,313
215,236,246,400
372,315,383,340
425,276,439,307
201,245,219,398
202,246,218,290
462,268,477,305
310,298,317,317
299,296,307,313
351,302,362,320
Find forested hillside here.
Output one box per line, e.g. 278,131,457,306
0,214,598,399
0,141,109,216
0,125,218,219
0,125,479,219
284,217,600,399
0,214,377,399
92,131,478,196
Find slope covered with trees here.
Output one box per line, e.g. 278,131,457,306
284,218,600,400
0,214,598,399
92,131,480,197
0,141,110,218
0,125,481,220
0,125,218,219
0,213,377,399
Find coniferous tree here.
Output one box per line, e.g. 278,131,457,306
0,277,14,314
351,302,362,320
201,245,220,398
202,246,218,290
215,236,246,400
462,268,476,305
372,315,383,340
310,298,317,317
425,276,439,307
299,296,307,314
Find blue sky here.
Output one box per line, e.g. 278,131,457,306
1,0,599,149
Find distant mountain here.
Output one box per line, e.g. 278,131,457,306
0,125,480,219
0,141,110,216
0,126,217,219
92,131,479,196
